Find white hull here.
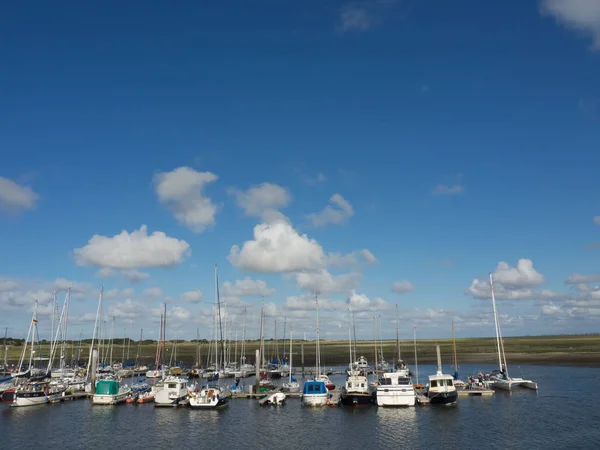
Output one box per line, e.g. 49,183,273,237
92,392,130,405
376,388,415,406
302,393,328,407
492,378,538,391
12,395,48,407
154,391,189,406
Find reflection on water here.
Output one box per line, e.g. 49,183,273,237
2,364,600,449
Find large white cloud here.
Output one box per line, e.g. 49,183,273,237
228,183,291,219
307,193,354,227
221,278,275,298
228,220,326,273
466,258,546,299
295,269,362,294
391,281,415,294
0,176,39,213
154,166,219,232
541,0,600,50
74,225,190,269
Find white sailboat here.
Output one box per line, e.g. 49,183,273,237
489,274,538,391
302,294,328,407
282,329,299,393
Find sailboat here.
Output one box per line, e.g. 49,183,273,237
342,310,375,406
189,264,229,410
488,274,538,391
282,329,299,393
302,294,329,407
427,344,458,405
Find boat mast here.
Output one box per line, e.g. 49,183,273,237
196,328,200,367
348,308,353,371
260,298,265,368
136,328,143,368
413,326,419,385
436,343,442,376
282,317,287,363
241,307,247,367
274,320,277,362
373,316,378,379
86,286,103,380
289,328,293,383
108,316,115,367
315,292,321,378
489,273,504,374
28,300,39,372
352,310,357,362
215,264,225,372
379,314,384,363
3,327,7,370
50,291,57,368
452,320,458,372
396,304,401,363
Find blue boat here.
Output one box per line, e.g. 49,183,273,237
302,380,328,406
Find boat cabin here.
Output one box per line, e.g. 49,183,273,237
303,380,327,395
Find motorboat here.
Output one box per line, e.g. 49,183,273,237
427,345,458,405
154,376,189,406
265,392,286,405
92,379,131,405
302,380,328,407
341,374,375,406
189,385,229,409
316,374,335,391
377,371,415,406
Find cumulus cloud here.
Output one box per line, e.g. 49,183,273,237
74,225,190,269
295,270,362,294
120,269,150,283
540,0,600,50
0,280,20,292
391,281,415,294
466,259,546,299
307,193,354,227
228,220,326,273
153,166,219,232
181,290,202,303
108,298,143,319
104,288,135,300
0,176,39,213
95,268,114,278
144,287,163,298
327,248,377,267
228,183,291,220
565,273,600,284
221,278,275,298
347,290,389,311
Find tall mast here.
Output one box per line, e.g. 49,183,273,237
348,308,353,370
489,273,504,374
3,327,7,370
50,291,57,366
196,328,200,367
352,310,357,362
28,300,39,371
289,328,293,383
215,264,225,371
274,320,278,362
373,316,378,379
108,316,115,367
136,328,143,368
241,308,247,366
413,326,419,385
315,292,321,377
282,317,287,363
452,320,458,371
87,286,103,380
260,298,265,367
379,314,384,362
396,304,401,363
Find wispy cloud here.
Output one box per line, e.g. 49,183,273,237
336,1,398,34
540,0,600,51
432,184,465,195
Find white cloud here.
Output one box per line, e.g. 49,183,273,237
432,184,465,195
594,216,600,226
181,290,202,303
565,273,600,284
221,278,275,298
327,248,377,267
228,220,326,273
153,166,219,233
120,269,150,283
144,287,163,298
347,290,389,311
337,6,376,33
307,193,354,227
104,288,135,299
466,259,546,299
74,225,190,269
108,299,143,319
540,0,600,50
95,268,114,278
0,280,20,292
295,269,362,294
391,281,415,294
360,249,377,264
0,176,39,213
228,183,291,220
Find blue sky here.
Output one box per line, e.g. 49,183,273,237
1,0,600,342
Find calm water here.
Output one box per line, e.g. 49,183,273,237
2,364,599,449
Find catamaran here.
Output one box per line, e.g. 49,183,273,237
488,274,538,391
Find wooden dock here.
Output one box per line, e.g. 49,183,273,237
457,388,494,397
49,392,88,404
